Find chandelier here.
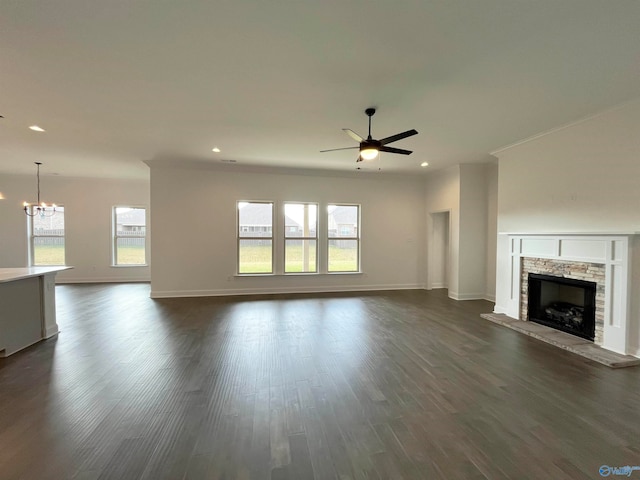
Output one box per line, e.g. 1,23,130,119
23,162,56,217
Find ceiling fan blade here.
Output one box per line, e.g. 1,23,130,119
378,129,418,145
379,146,413,155
343,129,364,142
320,146,360,153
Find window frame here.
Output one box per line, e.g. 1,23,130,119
284,202,318,274
327,204,361,273
237,201,274,275
29,205,66,266
112,206,147,266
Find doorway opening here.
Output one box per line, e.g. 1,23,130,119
429,211,450,292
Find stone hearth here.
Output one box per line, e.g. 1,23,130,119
480,313,640,368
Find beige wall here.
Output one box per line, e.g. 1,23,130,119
459,164,489,299
0,160,498,300
0,174,150,283
485,161,498,301
425,163,497,301
425,165,461,296
148,162,427,297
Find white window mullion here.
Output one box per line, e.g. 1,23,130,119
274,202,284,275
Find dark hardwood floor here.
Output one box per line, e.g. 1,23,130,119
1,284,639,479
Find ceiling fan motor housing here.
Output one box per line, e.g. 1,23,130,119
360,139,381,150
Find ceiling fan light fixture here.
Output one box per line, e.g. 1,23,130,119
360,148,379,160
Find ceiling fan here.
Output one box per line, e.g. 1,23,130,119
321,108,418,162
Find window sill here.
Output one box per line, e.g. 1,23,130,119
235,272,362,277
111,264,149,268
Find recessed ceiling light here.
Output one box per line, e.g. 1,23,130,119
212,147,221,153
29,125,45,132
421,162,429,167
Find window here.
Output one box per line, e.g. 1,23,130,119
284,203,317,273
238,201,273,274
113,207,147,265
30,206,65,265
236,201,362,275
327,204,360,272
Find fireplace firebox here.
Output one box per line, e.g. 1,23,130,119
527,273,596,341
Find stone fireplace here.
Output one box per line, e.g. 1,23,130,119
526,273,596,340
498,233,640,357
521,258,604,343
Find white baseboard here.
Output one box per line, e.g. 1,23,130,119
44,325,59,339
484,293,496,302
57,277,151,284
493,305,508,314
448,292,486,301
150,283,424,299
430,282,447,289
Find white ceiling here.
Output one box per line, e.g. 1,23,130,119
1,1,639,179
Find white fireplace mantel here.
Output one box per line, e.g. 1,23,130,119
497,233,640,356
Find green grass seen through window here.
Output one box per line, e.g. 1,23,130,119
31,245,146,266
115,246,146,265
33,244,65,265
32,245,356,271
239,245,358,273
